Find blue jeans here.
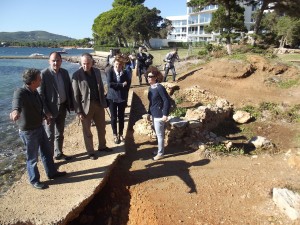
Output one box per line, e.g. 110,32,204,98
153,117,165,156
19,126,57,184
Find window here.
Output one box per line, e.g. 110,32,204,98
188,27,198,34
189,15,198,24
200,13,212,23
202,4,218,11
199,26,204,34
188,7,198,14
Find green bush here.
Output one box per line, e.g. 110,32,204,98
208,143,244,155
170,107,187,117
240,105,261,119
259,102,280,115
278,78,299,89
198,49,208,56
284,104,300,122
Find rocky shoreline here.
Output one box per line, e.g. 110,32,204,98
63,51,108,70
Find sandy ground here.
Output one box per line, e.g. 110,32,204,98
69,56,300,225
1,55,299,225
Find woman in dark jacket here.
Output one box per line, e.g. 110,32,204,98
146,66,171,160
106,54,131,144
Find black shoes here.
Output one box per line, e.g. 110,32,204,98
119,135,125,143
113,134,125,144
54,153,72,161
113,135,120,144
98,147,113,152
32,182,47,189
89,154,98,160
48,171,67,179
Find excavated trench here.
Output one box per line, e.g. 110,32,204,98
68,153,132,225
68,92,146,225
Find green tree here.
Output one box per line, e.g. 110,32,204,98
92,3,164,48
121,5,163,48
187,0,245,54
205,4,246,44
93,7,127,47
275,16,300,48
244,0,300,46
159,18,174,39
112,0,144,7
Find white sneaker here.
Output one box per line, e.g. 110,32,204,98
153,155,164,160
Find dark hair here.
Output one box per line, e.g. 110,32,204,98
146,66,163,83
22,68,41,85
49,51,62,59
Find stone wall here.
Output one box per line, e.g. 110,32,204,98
134,85,233,147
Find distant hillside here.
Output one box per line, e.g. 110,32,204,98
0,31,75,42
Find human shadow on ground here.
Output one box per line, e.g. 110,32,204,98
45,164,110,186
134,157,210,194
67,90,209,225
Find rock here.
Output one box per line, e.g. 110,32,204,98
168,117,188,128
248,136,273,149
233,110,251,124
273,188,300,220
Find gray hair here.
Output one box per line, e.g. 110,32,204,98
22,68,41,85
81,53,95,65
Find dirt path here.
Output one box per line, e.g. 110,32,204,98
71,57,300,225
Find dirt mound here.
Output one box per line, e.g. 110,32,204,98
71,55,300,225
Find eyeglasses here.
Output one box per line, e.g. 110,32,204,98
147,76,156,78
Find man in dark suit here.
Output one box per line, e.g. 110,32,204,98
72,53,112,160
10,68,66,189
38,52,74,161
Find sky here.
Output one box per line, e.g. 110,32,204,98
0,0,187,39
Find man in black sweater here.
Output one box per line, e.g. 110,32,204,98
10,68,66,189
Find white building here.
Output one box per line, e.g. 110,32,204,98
166,0,256,42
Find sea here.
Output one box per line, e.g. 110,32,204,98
0,47,94,195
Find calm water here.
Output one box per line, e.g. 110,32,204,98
0,47,94,194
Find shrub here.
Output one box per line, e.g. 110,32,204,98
241,105,261,119
278,78,299,89
170,107,187,117
284,104,300,122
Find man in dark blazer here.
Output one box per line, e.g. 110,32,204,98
38,52,74,161
72,53,112,160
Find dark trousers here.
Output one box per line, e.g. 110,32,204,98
44,104,67,157
138,66,148,84
108,100,127,136
164,66,176,82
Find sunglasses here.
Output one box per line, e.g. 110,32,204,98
147,75,156,78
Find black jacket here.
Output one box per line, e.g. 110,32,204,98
106,67,131,102
12,86,45,130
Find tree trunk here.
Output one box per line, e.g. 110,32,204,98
279,36,285,48
122,37,128,48
143,40,152,49
224,0,232,54
226,37,232,55
252,0,271,46
117,37,121,47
